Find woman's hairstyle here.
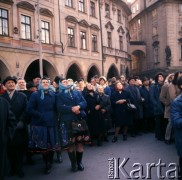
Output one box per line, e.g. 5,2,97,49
172,71,182,85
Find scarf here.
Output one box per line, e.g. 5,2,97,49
59,82,72,93
38,81,55,100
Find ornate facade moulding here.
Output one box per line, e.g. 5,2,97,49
17,1,35,12
78,20,89,28
152,41,159,47
105,21,114,30
40,8,53,17
90,24,100,31
117,26,125,34
0,0,13,5
65,16,78,23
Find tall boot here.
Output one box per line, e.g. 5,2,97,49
76,151,84,171
68,152,77,172
42,154,51,174
56,151,63,163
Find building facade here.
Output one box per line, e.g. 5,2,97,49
0,0,131,82
129,0,182,77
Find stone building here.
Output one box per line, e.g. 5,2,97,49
129,0,182,77
0,0,131,82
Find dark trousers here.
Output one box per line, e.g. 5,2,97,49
155,115,166,140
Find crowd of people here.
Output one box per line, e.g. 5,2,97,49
0,71,182,179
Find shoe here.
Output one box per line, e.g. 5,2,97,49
68,152,77,172
77,162,84,171
17,170,25,178
112,136,118,143
165,140,171,145
104,136,109,142
157,137,164,141
130,133,136,138
56,154,63,163
97,140,102,146
44,164,51,174
123,135,127,141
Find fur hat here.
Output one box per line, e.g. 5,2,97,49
3,76,17,85
128,77,135,83
26,82,37,89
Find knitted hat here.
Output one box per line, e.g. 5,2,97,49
3,76,17,85
99,76,107,82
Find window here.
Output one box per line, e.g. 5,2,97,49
67,27,74,47
41,21,50,44
80,31,86,49
0,8,8,36
90,1,95,17
181,45,182,59
119,36,123,50
152,9,157,17
79,0,85,12
107,32,112,48
92,34,97,52
105,3,110,17
138,19,141,27
179,4,182,13
152,27,157,36
65,0,73,7
21,15,31,40
117,10,121,23
153,47,159,63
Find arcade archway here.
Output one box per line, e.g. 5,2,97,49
87,65,100,82
0,60,11,81
107,64,119,79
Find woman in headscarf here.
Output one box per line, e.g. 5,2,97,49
56,78,89,172
27,77,59,174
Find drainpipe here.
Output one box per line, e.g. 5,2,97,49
98,0,104,76
58,0,64,53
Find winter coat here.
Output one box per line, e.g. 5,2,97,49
171,94,182,157
0,97,16,179
159,82,171,119
140,85,153,118
149,83,164,116
111,90,133,126
27,90,57,127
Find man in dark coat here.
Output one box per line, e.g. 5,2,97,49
1,76,28,177
149,72,165,141
0,97,16,180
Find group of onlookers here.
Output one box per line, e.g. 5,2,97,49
0,71,182,179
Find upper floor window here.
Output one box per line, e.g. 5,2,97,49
67,27,74,47
90,1,95,17
0,8,8,36
92,34,97,52
152,9,157,17
181,45,182,60
79,0,85,12
117,9,121,23
41,21,50,44
119,36,123,50
179,4,182,13
65,0,73,7
105,3,110,17
21,15,31,40
80,31,86,49
107,32,112,48
153,46,159,63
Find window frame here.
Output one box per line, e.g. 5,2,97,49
65,0,73,8
117,9,121,23
90,1,95,17
78,0,85,12
105,3,110,18
21,14,31,40
107,31,112,48
92,34,97,52
0,8,9,36
67,27,75,47
80,31,87,50
119,35,123,51
41,20,50,44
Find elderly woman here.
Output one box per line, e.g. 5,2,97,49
27,77,59,174
111,81,133,142
56,78,88,172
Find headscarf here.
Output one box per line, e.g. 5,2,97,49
38,79,55,100
59,82,72,93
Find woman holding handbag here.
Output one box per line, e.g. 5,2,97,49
56,78,89,172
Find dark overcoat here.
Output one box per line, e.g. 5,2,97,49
0,97,16,180
171,94,182,157
140,86,153,118
111,90,133,126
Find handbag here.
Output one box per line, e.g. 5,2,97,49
126,100,137,112
72,119,88,134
